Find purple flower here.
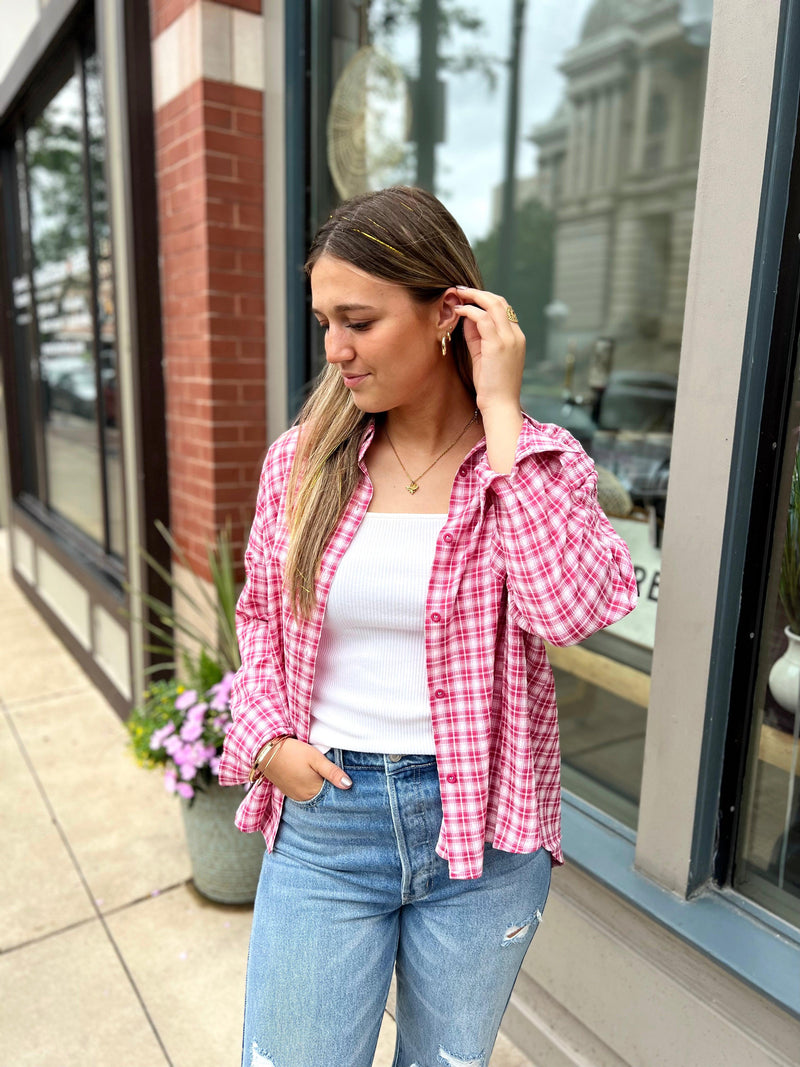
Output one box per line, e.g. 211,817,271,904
173,742,197,768
176,782,194,800
210,756,221,775
164,768,178,793
174,689,198,711
180,719,204,743
164,734,182,756
186,702,208,723
209,672,235,710
179,761,197,781
150,722,176,750
213,714,230,731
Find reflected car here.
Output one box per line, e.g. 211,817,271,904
41,357,88,413
523,392,596,449
523,370,677,519
49,367,98,420
595,371,677,435
47,363,118,425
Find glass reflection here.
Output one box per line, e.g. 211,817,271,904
737,385,800,925
85,51,124,558
319,0,712,823
26,70,105,545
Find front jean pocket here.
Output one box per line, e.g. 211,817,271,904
285,777,331,808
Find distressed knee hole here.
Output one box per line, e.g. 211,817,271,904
437,1047,485,1067
250,1041,277,1067
505,924,529,940
502,908,542,946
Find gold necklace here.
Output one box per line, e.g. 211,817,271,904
384,409,479,495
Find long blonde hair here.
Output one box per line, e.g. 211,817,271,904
286,186,483,618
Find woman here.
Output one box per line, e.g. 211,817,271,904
219,186,637,1067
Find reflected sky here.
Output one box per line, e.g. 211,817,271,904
370,0,593,241
439,0,593,240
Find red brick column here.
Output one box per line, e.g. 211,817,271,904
151,0,261,37
151,0,266,581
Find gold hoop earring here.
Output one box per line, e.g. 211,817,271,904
441,331,451,358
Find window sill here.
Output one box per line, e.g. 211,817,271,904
15,496,124,594
561,792,800,1018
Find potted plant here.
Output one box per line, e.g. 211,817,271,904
770,445,800,713
125,522,265,904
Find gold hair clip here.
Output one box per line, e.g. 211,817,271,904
353,228,404,256
365,217,392,234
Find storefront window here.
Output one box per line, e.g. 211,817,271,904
9,40,122,560
736,372,800,926
311,0,711,828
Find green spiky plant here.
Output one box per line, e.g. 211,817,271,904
779,445,800,635
128,519,241,687
124,521,243,800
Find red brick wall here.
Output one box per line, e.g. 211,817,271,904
153,75,266,580
151,0,262,38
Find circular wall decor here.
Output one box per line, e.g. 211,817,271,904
327,45,410,200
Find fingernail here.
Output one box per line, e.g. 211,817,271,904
340,775,352,787
455,284,468,290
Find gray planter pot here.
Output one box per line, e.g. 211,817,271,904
180,779,265,904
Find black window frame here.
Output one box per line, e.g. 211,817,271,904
285,0,313,420
699,0,800,902
0,0,171,715
0,11,125,585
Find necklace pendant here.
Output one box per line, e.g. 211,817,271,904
406,482,419,495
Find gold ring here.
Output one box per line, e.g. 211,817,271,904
506,306,519,324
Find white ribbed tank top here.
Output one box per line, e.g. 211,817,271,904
308,512,446,754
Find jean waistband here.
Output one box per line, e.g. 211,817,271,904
327,749,438,773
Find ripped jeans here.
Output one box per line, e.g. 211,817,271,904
241,750,551,1067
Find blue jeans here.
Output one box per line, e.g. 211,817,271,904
242,750,551,1067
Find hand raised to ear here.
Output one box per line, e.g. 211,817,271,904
452,286,525,418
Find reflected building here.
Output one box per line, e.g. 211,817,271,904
531,0,709,382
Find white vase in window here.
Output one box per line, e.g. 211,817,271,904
768,627,800,712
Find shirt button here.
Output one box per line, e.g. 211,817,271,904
431,612,441,623
443,533,453,544
434,689,445,699
446,773,457,784
459,469,468,477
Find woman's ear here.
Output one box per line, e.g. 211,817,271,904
436,288,462,333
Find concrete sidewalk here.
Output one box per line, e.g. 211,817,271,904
0,531,535,1067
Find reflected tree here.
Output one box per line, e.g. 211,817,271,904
372,0,500,87
26,67,107,269
27,121,86,264
367,0,501,189
472,197,555,362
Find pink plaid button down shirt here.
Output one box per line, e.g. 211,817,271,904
218,415,637,879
